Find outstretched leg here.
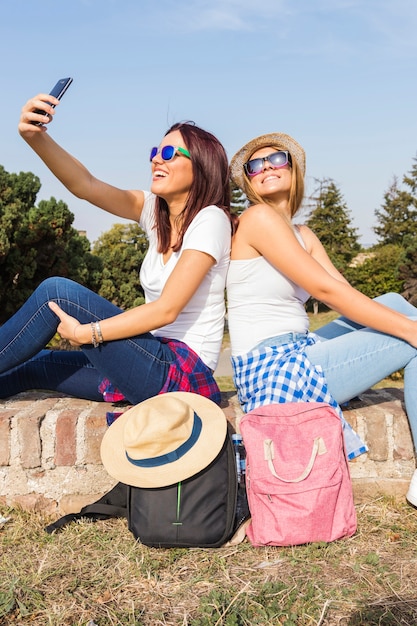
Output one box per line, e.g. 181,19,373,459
0,277,173,404
306,321,417,450
0,349,103,400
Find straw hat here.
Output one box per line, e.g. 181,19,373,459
230,132,306,191
100,392,227,488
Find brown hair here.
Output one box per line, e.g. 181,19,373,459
154,122,237,253
241,145,305,218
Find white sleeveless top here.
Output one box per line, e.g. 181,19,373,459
226,228,310,356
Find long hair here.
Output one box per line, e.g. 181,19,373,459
241,145,305,218
154,122,237,253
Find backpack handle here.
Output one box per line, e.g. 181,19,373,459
263,437,327,483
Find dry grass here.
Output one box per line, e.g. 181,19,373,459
2,498,417,625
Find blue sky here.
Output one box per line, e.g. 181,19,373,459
2,0,416,245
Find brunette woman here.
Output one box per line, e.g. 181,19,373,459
0,92,236,406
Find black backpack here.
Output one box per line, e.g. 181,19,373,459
45,426,249,548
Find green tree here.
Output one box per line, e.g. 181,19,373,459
0,166,99,323
344,244,405,298
305,178,360,270
92,223,148,310
373,176,417,245
230,181,247,216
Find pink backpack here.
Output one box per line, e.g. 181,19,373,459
239,402,357,546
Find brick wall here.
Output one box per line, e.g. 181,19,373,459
0,387,415,514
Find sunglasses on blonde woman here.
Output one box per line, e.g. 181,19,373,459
150,145,191,162
244,150,292,177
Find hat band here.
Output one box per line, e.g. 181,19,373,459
125,412,203,468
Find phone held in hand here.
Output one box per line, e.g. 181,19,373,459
31,77,73,126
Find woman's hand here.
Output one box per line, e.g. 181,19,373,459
48,301,86,347
18,94,60,135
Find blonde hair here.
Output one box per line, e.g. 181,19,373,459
242,145,305,218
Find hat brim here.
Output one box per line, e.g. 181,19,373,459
100,392,227,488
230,132,306,192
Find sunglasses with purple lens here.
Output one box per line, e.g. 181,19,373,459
244,150,292,177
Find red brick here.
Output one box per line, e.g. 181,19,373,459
55,410,78,466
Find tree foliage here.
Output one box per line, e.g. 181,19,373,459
230,181,247,216
370,157,417,302
344,244,406,299
373,176,417,246
92,223,148,309
0,166,100,323
305,178,360,270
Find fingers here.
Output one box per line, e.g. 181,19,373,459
48,301,83,346
48,300,64,319
18,94,60,131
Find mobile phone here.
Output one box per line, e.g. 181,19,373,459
31,77,73,125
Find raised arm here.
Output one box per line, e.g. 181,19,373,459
18,93,144,221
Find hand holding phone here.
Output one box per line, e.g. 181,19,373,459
31,77,73,126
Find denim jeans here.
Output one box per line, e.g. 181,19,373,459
0,277,173,404
305,293,417,450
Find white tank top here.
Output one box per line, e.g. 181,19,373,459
226,229,310,356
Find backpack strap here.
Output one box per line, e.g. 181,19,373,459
263,437,327,483
44,482,128,534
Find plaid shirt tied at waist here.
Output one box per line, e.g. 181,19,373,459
99,337,221,425
231,333,367,461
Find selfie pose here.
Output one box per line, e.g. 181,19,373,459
0,86,236,406
227,132,417,501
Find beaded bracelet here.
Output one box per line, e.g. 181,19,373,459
91,322,99,348
91,321,104,348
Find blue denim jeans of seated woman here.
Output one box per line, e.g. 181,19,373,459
304,293,417,452
0,277,174,404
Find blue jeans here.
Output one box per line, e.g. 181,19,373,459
304,293,417,450
0,277,174,404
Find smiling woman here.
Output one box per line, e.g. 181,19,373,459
0,90,237,408
227,131,417,504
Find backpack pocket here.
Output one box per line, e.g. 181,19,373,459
246,462,345,546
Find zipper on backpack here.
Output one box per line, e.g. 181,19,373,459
172,482,183,526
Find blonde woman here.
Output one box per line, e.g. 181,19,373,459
227,132,417,503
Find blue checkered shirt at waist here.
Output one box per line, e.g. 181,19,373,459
231,333,367,460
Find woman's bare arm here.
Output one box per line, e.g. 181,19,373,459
18,93,144,221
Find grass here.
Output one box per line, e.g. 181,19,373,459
2,498,417,625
